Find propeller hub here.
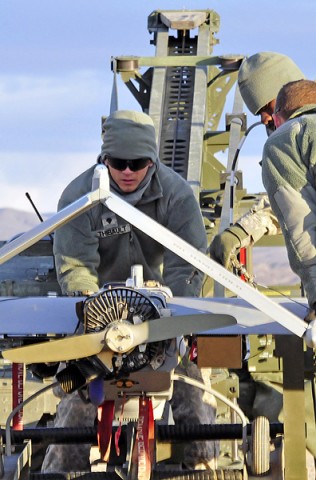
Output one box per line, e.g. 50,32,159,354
104,321,135,353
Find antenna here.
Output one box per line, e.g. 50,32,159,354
25,192,54,244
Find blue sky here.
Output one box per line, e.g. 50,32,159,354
1,0,316,215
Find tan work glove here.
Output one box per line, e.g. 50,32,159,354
209,225,249,270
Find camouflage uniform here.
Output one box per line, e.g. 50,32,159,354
41,362,218,473
170,362,218,470
237,194,281,244
41,390,97,472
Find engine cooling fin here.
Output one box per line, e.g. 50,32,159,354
83,287,166,376
84,287,160,333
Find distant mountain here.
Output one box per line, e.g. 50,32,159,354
252,247,299,286
0,208,54,241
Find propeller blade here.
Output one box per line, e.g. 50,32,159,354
125,313,236,348
1,313,236,364
1,330,106,364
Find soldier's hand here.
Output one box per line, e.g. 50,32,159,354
209,225,249,270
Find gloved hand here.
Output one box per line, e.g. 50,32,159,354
209,225,249,270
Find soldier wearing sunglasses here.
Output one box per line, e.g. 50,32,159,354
53,110,207,297
43,110,217,473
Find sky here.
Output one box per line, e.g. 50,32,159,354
1,0,316,217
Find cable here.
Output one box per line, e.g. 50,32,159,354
255,282,309,313
5,381,58,456
229,121,262,225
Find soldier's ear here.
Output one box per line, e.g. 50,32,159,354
272,113,285,129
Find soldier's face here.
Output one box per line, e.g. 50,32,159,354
105,159,153,193
257,99,277,136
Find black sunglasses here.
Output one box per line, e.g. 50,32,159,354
106,156,151,172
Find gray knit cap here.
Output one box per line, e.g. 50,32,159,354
238,52,305,115
101,110,158,163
